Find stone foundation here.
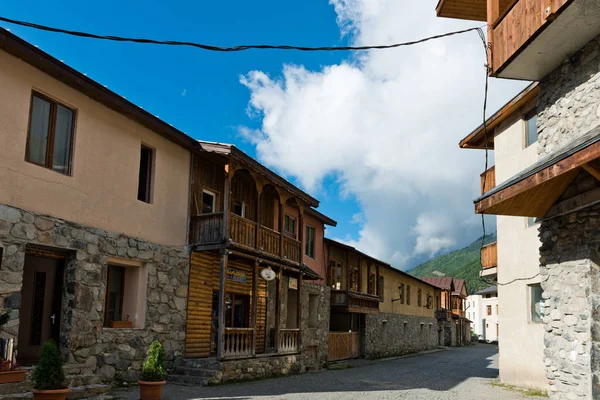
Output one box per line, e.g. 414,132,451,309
0,203,189,383
211,354,305,384
364,313,438,359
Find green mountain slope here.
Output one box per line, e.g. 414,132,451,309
409,233,497,294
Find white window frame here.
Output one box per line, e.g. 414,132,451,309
202,189,216,214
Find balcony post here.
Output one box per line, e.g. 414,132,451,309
274,268,282,353
358,256,363,293
279,200,284,257
252,259,258,357
345,251,350,293
298,202,304,263
376,263,380,298
297,273,302,352
217,250,228,361
255,190,262,249
222,168,232,242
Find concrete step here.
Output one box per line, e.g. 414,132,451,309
68,384,111,400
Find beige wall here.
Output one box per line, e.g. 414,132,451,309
0,51,191,246
493,108,547,390
301,213,326,285
378,267,437,317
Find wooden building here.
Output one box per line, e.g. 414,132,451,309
185,141,335,363
325,239,442,361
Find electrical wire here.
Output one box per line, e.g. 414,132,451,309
475,27,539,287
0,15,485,53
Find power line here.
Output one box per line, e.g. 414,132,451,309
0,15,484,53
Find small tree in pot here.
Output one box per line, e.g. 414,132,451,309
31,341,69,400
139,341,166,400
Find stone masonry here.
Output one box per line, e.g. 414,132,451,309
0,203,190,383
364,313,438,359
538,34,600,157
537,171,600,400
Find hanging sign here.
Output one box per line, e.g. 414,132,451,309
289,277,298,290
226,268,247,283
260,267,276,281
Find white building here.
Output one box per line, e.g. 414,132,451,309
458,83,547,390
467,287,499,342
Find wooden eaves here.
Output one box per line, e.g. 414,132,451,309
459,82,539,150
475,126,600,217
435,0,487,21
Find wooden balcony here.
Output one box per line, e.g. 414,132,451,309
190,212,302,263
481,242,498,269
330,290,380,314
222,328,253,359
480,166,496,195
487,0,600,80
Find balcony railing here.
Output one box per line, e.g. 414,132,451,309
480,166,496,195
223,328,254,359
481,242,498,269
190,212,224,244
279,329,300,354
190,212,302,263
230,214,257,248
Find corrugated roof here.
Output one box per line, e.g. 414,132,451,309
420,277,454,290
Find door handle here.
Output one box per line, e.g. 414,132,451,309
50,314,56,325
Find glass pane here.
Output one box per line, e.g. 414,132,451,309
531,285,543,323
52,105,74,174
107,266,124,323
526,114,538,147
27,96,51,166
202,192,215,213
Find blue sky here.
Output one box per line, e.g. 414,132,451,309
1,1,525,270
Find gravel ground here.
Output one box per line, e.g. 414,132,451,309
113,344,545,400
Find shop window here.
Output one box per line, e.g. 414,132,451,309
104,259,148,328
308,294,319,328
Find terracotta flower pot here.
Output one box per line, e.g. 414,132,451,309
31,388,70,400
0,369,26,384
139,380,166,400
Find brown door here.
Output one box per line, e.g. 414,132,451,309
18,253,64,365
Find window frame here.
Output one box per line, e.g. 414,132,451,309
487,305,492,316
25,91,76,176
529,283,543,324
417,288,422,307
104,265,126,327
202,189,217,214
233,201,246,218
137,144,155,203
406,285,411,306
524,108,538,148
284,214,297,238
305,225,316,259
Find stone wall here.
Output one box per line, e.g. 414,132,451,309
538,200,600,399
538,34,600,157
0,203,189,382
364,313,438,359
300,282,330,370
211,354,304,384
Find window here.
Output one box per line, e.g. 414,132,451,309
426,293,433,309
496,304,499,315
530,284,543,323
225,293,250,328
329,262,342,290
284,215,296,238
26,92,75,175
105,265,125,326
368,274,375,294
233,201,245,217
407,285,411,305
398,284,405,304
305,226,315,258
308,294,319,328
202,190,216,214
525,109,538,147
378,276,384,300
527,216,537,227
485,294,491,299
417,288,422,307
487,305,492,315
350,268,359,292
137,145,154,203
104,260,147,328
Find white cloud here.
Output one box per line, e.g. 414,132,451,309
181,88,187,96
240,0,527,269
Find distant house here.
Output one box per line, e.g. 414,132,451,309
467,286,499,342
420,277,470,346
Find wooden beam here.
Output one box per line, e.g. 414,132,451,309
252,259,258,357
297,273,302,351
583,162,600,181
255,191,262,249
222,170,232,242
274,269,282,353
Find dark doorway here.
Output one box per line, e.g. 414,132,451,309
18,252,64,365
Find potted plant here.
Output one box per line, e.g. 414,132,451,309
0,311,25,384
139,341,166,400
31,341,69,400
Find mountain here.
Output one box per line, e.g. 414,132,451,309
409,233,497,294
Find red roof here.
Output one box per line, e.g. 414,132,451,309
420,277,454,290
453,279,466,296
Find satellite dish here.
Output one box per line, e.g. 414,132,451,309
260,267,276,281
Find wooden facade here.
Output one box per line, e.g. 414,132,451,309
185,144,325,361
480,166,496,195
481,242,498,269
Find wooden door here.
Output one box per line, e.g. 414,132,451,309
18,254,64,365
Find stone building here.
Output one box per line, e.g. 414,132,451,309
436,0,600,398
325,239,441,361
0,28,196,397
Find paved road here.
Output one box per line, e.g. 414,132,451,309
115,344,544,399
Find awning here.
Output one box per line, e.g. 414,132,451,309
475,126,600,217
